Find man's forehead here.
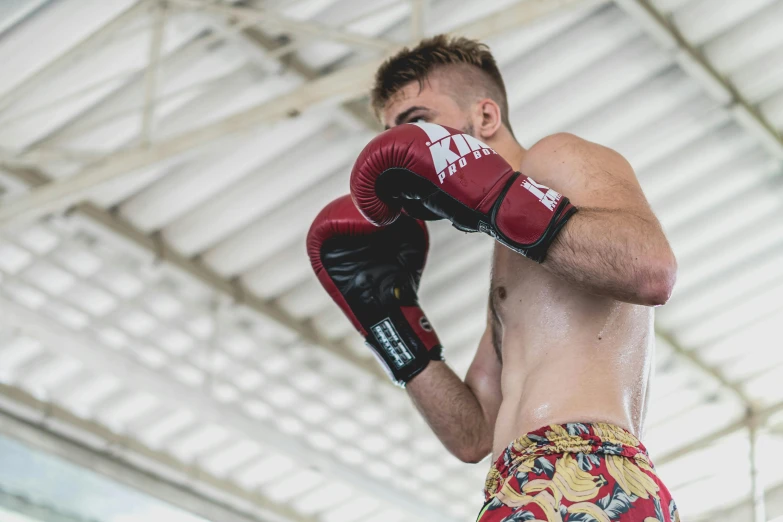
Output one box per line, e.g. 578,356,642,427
383,83,424,117
382,79,443,126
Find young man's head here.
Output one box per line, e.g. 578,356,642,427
371,35,513,144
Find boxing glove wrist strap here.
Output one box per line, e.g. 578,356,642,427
485,172,578,263
364,315,444,387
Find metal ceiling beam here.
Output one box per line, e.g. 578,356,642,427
614,0,783,159
698,467,783,522
0,0,597,227
656,328,754,407
0,293,449,522
0,383,297,522
1,165,385,381
657,396,783,466
0,1,149,115
656,414,745,466
199,11,381,133
750,412,766,522
453,0,609,40
27,31,248,152
239,26,382,131
141,0,167,145
168,0,397,51
0,0,53,38
410,0,426,42
0,57,378,227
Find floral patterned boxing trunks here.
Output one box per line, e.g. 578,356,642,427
477,423,680,522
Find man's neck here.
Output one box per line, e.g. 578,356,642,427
486,129,526,170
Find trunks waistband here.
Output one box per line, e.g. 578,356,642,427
485,423,652,500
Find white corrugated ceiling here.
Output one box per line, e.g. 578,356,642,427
0,0,782,521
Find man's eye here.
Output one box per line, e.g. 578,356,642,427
413,117,427,123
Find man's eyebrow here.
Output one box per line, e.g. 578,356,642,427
393,106,430,127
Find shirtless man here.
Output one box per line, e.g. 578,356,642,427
308,36,679,521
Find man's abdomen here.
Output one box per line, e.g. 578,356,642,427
492,356,650,459
491,280,655,458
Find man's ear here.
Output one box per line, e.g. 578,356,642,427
475,98,503,140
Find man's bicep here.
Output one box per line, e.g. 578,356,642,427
464,324,503,430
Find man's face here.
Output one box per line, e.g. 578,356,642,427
381,76,475,136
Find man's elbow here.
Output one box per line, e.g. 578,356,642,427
453,445,490,464
638,255,677,306
451,434,492,463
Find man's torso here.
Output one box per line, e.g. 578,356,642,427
489,243,655,457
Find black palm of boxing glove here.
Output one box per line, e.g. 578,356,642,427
307,195,442,387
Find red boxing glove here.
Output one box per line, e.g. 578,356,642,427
307,195,442,387
350,123,577,262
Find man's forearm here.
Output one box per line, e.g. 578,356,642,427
545,208,677,306
406,361,492,463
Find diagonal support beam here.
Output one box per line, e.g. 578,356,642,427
657,397,783,466
238,26,381,130
168,0,397,51
614,0,783,159
657,328,754,408
453,0,609,40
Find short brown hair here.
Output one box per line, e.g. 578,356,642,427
371,35,510,129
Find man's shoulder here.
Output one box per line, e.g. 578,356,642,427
530,132,585,151
519,133,588,184
521,133,632,184
525,132,604,162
